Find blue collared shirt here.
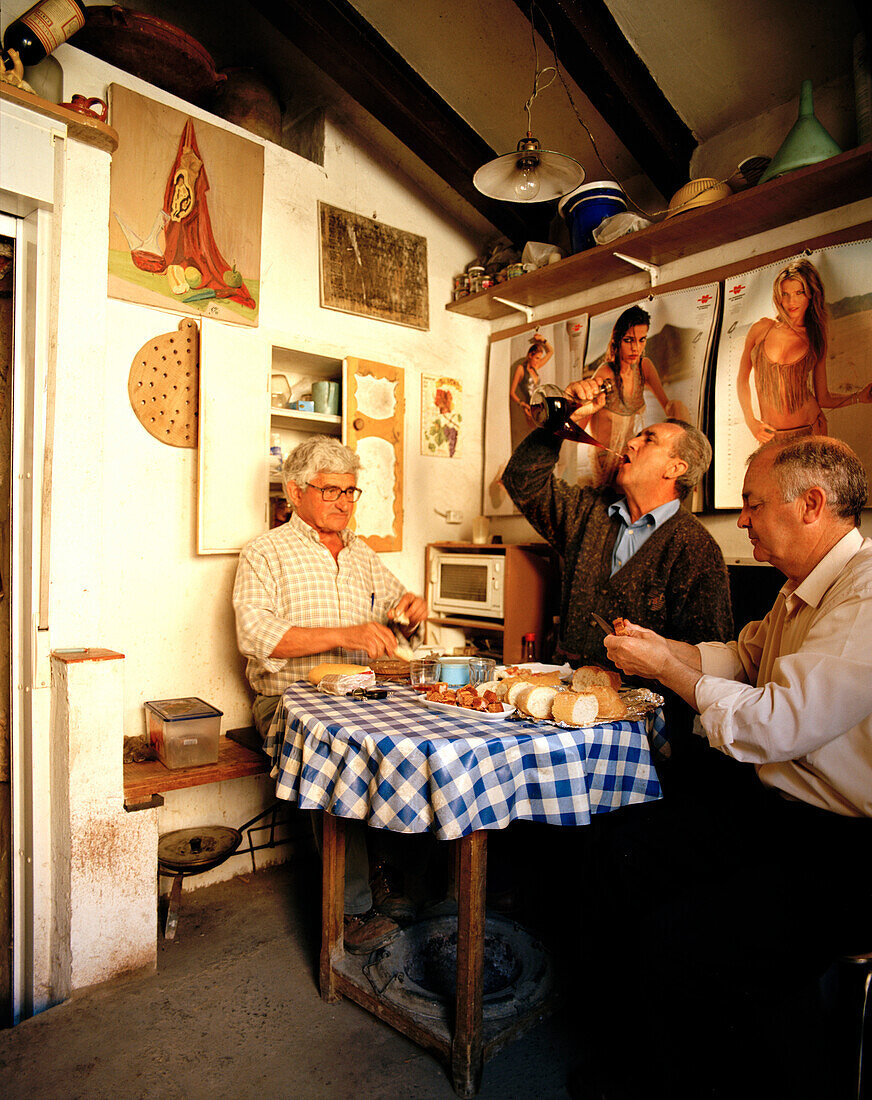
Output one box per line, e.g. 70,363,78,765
608,497,681,576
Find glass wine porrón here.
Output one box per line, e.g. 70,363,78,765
528,380,614,444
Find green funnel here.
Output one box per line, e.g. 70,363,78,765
758,80,842,184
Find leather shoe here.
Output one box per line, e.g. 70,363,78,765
343,909,399,955
370,862,417,923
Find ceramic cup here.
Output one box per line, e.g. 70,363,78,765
468,657,496,687
409,658,441,691
312,380,340,415
437,656,471,687
471,516,490,545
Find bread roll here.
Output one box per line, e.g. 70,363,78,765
586,685,628,721
551,691,599,727
307,662,372,686
514,684,558,719
571,664,622,692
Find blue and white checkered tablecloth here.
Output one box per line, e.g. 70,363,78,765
265,684,664,841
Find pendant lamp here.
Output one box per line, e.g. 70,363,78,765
473,18,585,204
473,131,584,203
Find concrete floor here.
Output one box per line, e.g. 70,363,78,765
0,857,578,1100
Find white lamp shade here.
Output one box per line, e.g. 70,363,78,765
473,146,584,203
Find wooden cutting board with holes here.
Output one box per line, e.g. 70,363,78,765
128,317,200,447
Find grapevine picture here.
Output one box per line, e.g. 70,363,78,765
422,374,462,457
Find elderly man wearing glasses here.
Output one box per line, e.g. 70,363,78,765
233,435,427,952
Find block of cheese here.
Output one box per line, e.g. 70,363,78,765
514,684,558,719
551,691,599,727
571,664,622,692
586,685,628,720
307,662,372,686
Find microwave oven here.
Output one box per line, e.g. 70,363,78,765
429,550,504,619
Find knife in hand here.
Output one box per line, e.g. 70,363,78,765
590,612,616,635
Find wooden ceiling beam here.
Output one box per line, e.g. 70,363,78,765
249,0,553,244
511,0,696,198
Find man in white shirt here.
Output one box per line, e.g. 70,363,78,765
577,437,872,1099
233,436,427,955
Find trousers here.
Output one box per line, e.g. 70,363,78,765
253,692,372,915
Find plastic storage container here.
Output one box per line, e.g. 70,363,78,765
145,697,223,769
558,181,627,253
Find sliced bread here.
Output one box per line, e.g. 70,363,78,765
586,685,628,720
571,664,622,692
551,691,599,727
514,684,559,719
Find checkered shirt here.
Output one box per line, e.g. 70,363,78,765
265,684,664,840
232,512,410,694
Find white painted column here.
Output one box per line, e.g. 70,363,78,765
51,650,157,997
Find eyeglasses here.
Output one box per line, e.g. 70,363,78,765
306,483,363,502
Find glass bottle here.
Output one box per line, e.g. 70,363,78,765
521,632,537,662
528,381,614,444
2,1,86,71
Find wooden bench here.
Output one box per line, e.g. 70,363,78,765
123,728,269,811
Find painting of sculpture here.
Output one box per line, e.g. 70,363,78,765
108,84,263,326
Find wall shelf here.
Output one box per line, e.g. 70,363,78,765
0,82,119,152
270,407,341,433
446,142,872,321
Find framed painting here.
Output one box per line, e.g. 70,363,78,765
319,203,428,330
108,84,263,327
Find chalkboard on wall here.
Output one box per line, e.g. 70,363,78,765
318,203,428,330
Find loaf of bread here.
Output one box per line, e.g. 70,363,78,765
307,662,372,686
571,664,622,692
514,684,558,719
551,691,599,727
474,680,503,697
585,685,628,720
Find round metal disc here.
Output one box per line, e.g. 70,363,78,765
158,826,241,872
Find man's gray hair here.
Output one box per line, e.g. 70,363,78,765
282,436,360,503
665,419,712,501
749,436,867,525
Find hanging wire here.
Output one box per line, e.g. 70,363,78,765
529,0,736,222
522,9,557,134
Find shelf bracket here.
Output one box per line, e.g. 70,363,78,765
613,253,661,288
492,297,535,324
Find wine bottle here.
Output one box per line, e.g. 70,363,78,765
2,0,86,72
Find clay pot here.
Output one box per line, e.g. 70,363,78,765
213,68,282,144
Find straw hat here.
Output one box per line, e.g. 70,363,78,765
665,178,731,218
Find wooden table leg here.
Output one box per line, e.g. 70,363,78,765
319,811,345,1003
451,830,487,1097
